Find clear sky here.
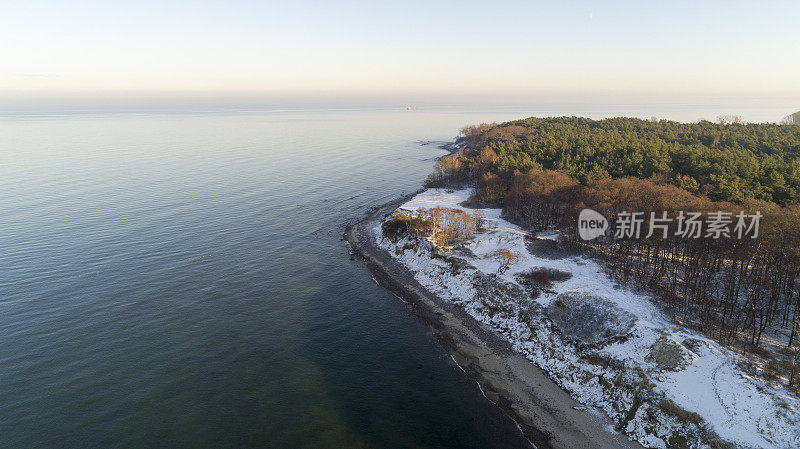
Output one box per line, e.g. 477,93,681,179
2,0,799,105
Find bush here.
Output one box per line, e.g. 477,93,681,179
381,217,409,242
516,267,572,289
383,210,434,241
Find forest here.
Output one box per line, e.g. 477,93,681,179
431,115,800,392
450,116,800,205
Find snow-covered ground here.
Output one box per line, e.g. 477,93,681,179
373,188,800,449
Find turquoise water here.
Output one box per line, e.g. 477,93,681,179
0,109,537,448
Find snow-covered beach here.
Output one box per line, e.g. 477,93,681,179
347,194,641,449
367,188,800,449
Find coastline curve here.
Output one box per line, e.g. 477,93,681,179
345,198,642,449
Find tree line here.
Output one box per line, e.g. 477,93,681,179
434,115,800,390
456,115,800,205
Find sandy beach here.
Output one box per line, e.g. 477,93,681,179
345,198,642,449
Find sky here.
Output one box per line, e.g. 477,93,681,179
1,0,799,107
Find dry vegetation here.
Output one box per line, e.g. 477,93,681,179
385,207,484,250
431,116,800,393
508,175,800,393
491,248,519,273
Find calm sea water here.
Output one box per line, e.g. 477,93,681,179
0,109,542,448
1,104,793,448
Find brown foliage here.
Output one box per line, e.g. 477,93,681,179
392,207,482,249
505,169,580,230
485,125,532,138
388,209,434,238
497,169,800,391
477,172,506,204
460,123,496,138
492,248,519,273
428,154,465,186
477,147,499,166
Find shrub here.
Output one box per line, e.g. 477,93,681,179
385,210,434,240
516,267,572,289
491,248,519,273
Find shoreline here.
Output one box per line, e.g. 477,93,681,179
345,197,642,449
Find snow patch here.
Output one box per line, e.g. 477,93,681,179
373,188,800,449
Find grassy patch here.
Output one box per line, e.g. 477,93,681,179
583,353,612,369
647,335,692,371
473,274,528,318
658,398,703,425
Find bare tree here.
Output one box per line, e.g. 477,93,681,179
460,123,496,138
492,248,519,273
791,341,799,390
717,114,744,125
781,111,800,125
428,154,464,186
472,209,485,231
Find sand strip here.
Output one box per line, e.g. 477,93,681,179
345,199,642,449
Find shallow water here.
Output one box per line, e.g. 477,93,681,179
0,109,540,448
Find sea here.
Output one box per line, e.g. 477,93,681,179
1,103,793,447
